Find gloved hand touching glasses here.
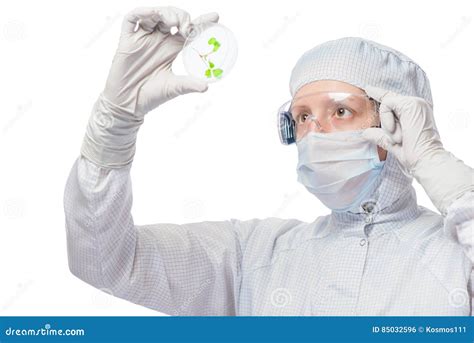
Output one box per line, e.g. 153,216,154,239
362,86,474,215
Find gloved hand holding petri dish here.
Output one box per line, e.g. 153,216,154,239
182,22,238,83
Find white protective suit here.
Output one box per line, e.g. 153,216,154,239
64,8,474,316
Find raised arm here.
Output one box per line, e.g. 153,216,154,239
64,7,257,315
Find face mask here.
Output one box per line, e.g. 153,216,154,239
296,130,385,212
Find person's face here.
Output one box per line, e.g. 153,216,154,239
294,80,387,161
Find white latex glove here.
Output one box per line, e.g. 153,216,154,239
362,86,474,215
81,7,219,167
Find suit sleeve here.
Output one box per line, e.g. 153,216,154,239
64,155,260,315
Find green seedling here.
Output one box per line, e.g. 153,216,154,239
193,36,224,80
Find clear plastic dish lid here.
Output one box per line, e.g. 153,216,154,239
182,23,238,83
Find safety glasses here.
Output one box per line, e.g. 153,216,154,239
277,92,380,145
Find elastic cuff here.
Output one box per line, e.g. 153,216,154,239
415,151,474,215
80,94,144,168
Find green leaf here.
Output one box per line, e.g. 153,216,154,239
212,68,223,78
212,42,221,52
205,69,211,78
209,61,215,68
208,37,217,45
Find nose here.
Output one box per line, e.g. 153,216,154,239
307,114,324,132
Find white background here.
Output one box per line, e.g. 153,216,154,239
0,0,473,315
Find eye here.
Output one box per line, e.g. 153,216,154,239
334,107,353,119
295,112,310,124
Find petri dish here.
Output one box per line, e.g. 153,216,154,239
182,23,238,83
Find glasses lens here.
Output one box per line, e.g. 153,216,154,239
278,103,296,145
278,92,379,144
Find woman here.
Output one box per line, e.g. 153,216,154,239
64,6,474,315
